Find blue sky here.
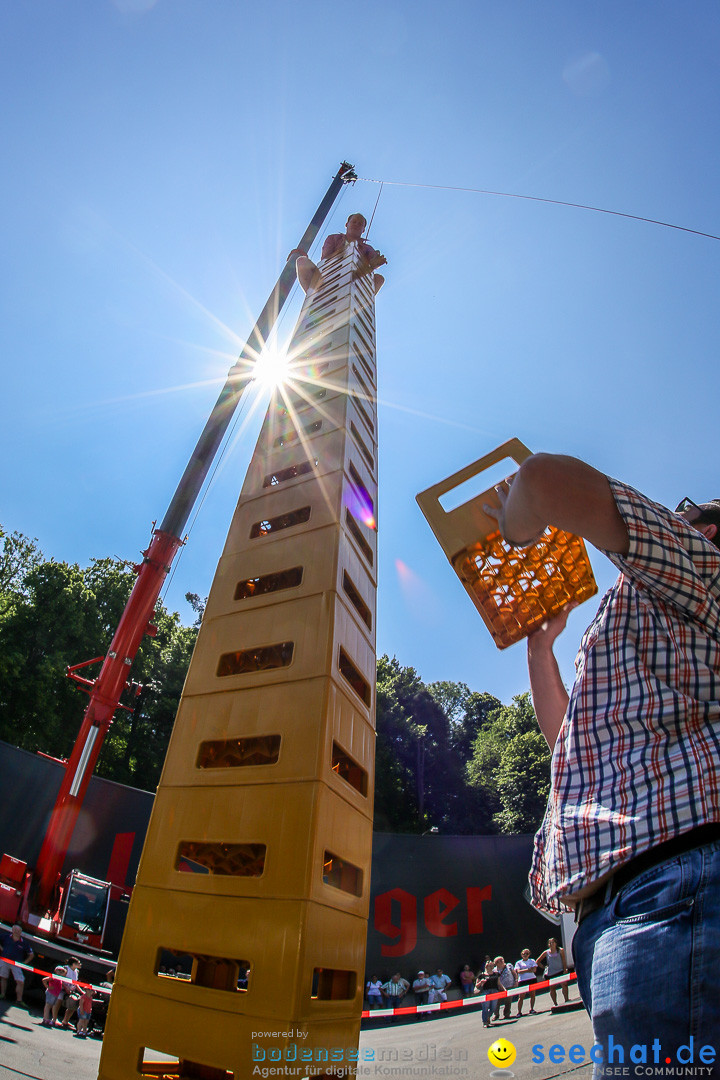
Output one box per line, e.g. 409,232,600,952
2,1,719,707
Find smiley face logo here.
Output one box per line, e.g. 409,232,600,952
488,1039,516,1069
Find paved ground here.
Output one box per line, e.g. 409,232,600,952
0,992,595,1080
0,1000,104,1080
359,996,595,1080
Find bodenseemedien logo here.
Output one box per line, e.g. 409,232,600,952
532,1037,717,1074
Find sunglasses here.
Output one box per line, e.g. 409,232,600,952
675,497,708,521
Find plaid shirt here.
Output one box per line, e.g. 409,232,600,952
530,479,720,913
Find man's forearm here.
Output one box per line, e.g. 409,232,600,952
527,635,569,748
501,453,629,555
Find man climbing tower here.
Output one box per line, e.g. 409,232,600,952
289,212,387,294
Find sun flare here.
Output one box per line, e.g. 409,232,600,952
253,345,291,389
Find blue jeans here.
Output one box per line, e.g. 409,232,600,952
481,999,498,1025
573,837,720,1078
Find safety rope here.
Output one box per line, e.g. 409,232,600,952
357,175,720,243
365,180,384,241
0,956,112,996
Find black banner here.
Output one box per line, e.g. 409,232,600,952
367,832,553,984
0,741,554,979
0,740,153,889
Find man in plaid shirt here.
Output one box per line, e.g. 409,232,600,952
485,453,720,1063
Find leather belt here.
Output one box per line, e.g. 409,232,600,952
575,822,720,926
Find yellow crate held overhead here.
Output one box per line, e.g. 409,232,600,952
416,438,597,649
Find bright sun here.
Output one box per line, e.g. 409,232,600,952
253,345,290,388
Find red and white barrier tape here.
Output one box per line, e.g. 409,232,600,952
0,957,112,996
361,972,577,1018
3,957,575,1013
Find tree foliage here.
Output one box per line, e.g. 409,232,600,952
0,534,198,790
375,657,534,835
375,661,551,836
466,693,551,833
376,657,467,832
0,527,43,613
427,680,501,758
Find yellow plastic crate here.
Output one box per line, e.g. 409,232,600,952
159,677,375,809
113,890,367,1021
134,780,372,914
416,438,597,649
99,981,362,1080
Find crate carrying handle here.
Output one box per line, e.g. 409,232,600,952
415,437,533,561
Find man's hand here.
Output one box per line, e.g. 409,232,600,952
369,251,387,269
529,603,578,650
486,453,629,555
483,478,547,547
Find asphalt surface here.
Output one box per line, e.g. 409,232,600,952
358,996,594,1080
0,999,104,1080
0,992,595,1080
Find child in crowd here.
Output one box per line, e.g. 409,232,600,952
75,985,94,1037
42,966,67,1027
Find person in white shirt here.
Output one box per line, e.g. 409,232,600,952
428,967,452,1003
53,956,81,1027
514,949,538,1016
365,975,383,1009
412,970,432,1005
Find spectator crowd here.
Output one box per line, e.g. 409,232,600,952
365,936,571,1025
1,922,114,1036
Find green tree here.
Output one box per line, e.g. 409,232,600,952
374,656,423,831
492,730,552,833
374,658,497,834
185,592,206,628
0,554,198,789
0,559,98,753
0,527,43,613
466,692,550,833
427,680,501,758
